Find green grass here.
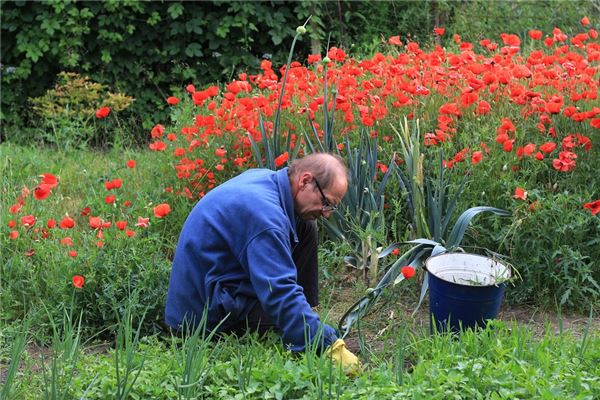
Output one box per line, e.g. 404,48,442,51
3,315,599,399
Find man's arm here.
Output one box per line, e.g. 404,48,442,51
242,228,337,352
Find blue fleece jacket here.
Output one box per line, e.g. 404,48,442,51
165,168,337,351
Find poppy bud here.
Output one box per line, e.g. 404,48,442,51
296,26,306,35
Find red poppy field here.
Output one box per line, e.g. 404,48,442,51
2,19,600,337
2,16,600,399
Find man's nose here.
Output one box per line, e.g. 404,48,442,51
321,209,332,219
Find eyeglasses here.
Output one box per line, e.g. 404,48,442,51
313,179,338,212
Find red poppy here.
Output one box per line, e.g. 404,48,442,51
105,194,116,204
522,143,536,156
40,173,59,188
153,203,171,218
401,266,416,279
21,214,36,227
59,216,75,229
167,96,180,105
581,16,590,26
116,220,127,230
307,54,321,64
388,36,402,46
151,124,165,138
500,33,521,46
33,184,52,200
47,219,56,228
471,151,483,165
95,107,111,119
514,187,527,200
104,179,122,190
539,142,556,153
135,216,150,228
477,100,490,115
8,220,16,228
149,141,167,151
9,203,23,215
9,231,19,240
72,275,84,288
583,200,600,215
274,151,289,168
215,148,227,157
433,27,445,36
126,159,136,168
528,30,542,40
186,84,196,94
89,216,102,229
126,230,135,237
68,250,78,258
552,151,577,172
503,139,515,152
60,237,74,246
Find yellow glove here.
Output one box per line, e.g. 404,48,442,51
325,339,361,377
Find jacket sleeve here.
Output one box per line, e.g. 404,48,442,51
241,228,337,352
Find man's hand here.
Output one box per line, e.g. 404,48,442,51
325,338,361,377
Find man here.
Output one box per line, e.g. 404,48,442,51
165,153,359,372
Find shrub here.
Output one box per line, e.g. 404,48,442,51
29,72,134,148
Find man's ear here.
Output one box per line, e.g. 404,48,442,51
299,172,313,189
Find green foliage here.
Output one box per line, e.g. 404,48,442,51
0,1,302,137
0,143,182,338
447,0,598,43
28,72,134,148
488,192,600,310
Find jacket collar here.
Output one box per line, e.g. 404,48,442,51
276,168,298,244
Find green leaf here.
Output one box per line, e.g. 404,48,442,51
184,43,203,58
100,49,112,63
447,207,511,248
167,3,184,19
40,18,61,35
147,11,161,26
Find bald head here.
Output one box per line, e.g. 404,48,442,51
288,153,348,189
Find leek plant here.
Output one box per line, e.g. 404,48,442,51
338,118,511,338
0,318,30,400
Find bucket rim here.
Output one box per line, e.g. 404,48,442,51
425,252,511,287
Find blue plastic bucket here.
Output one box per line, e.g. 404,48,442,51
426,253,510,333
